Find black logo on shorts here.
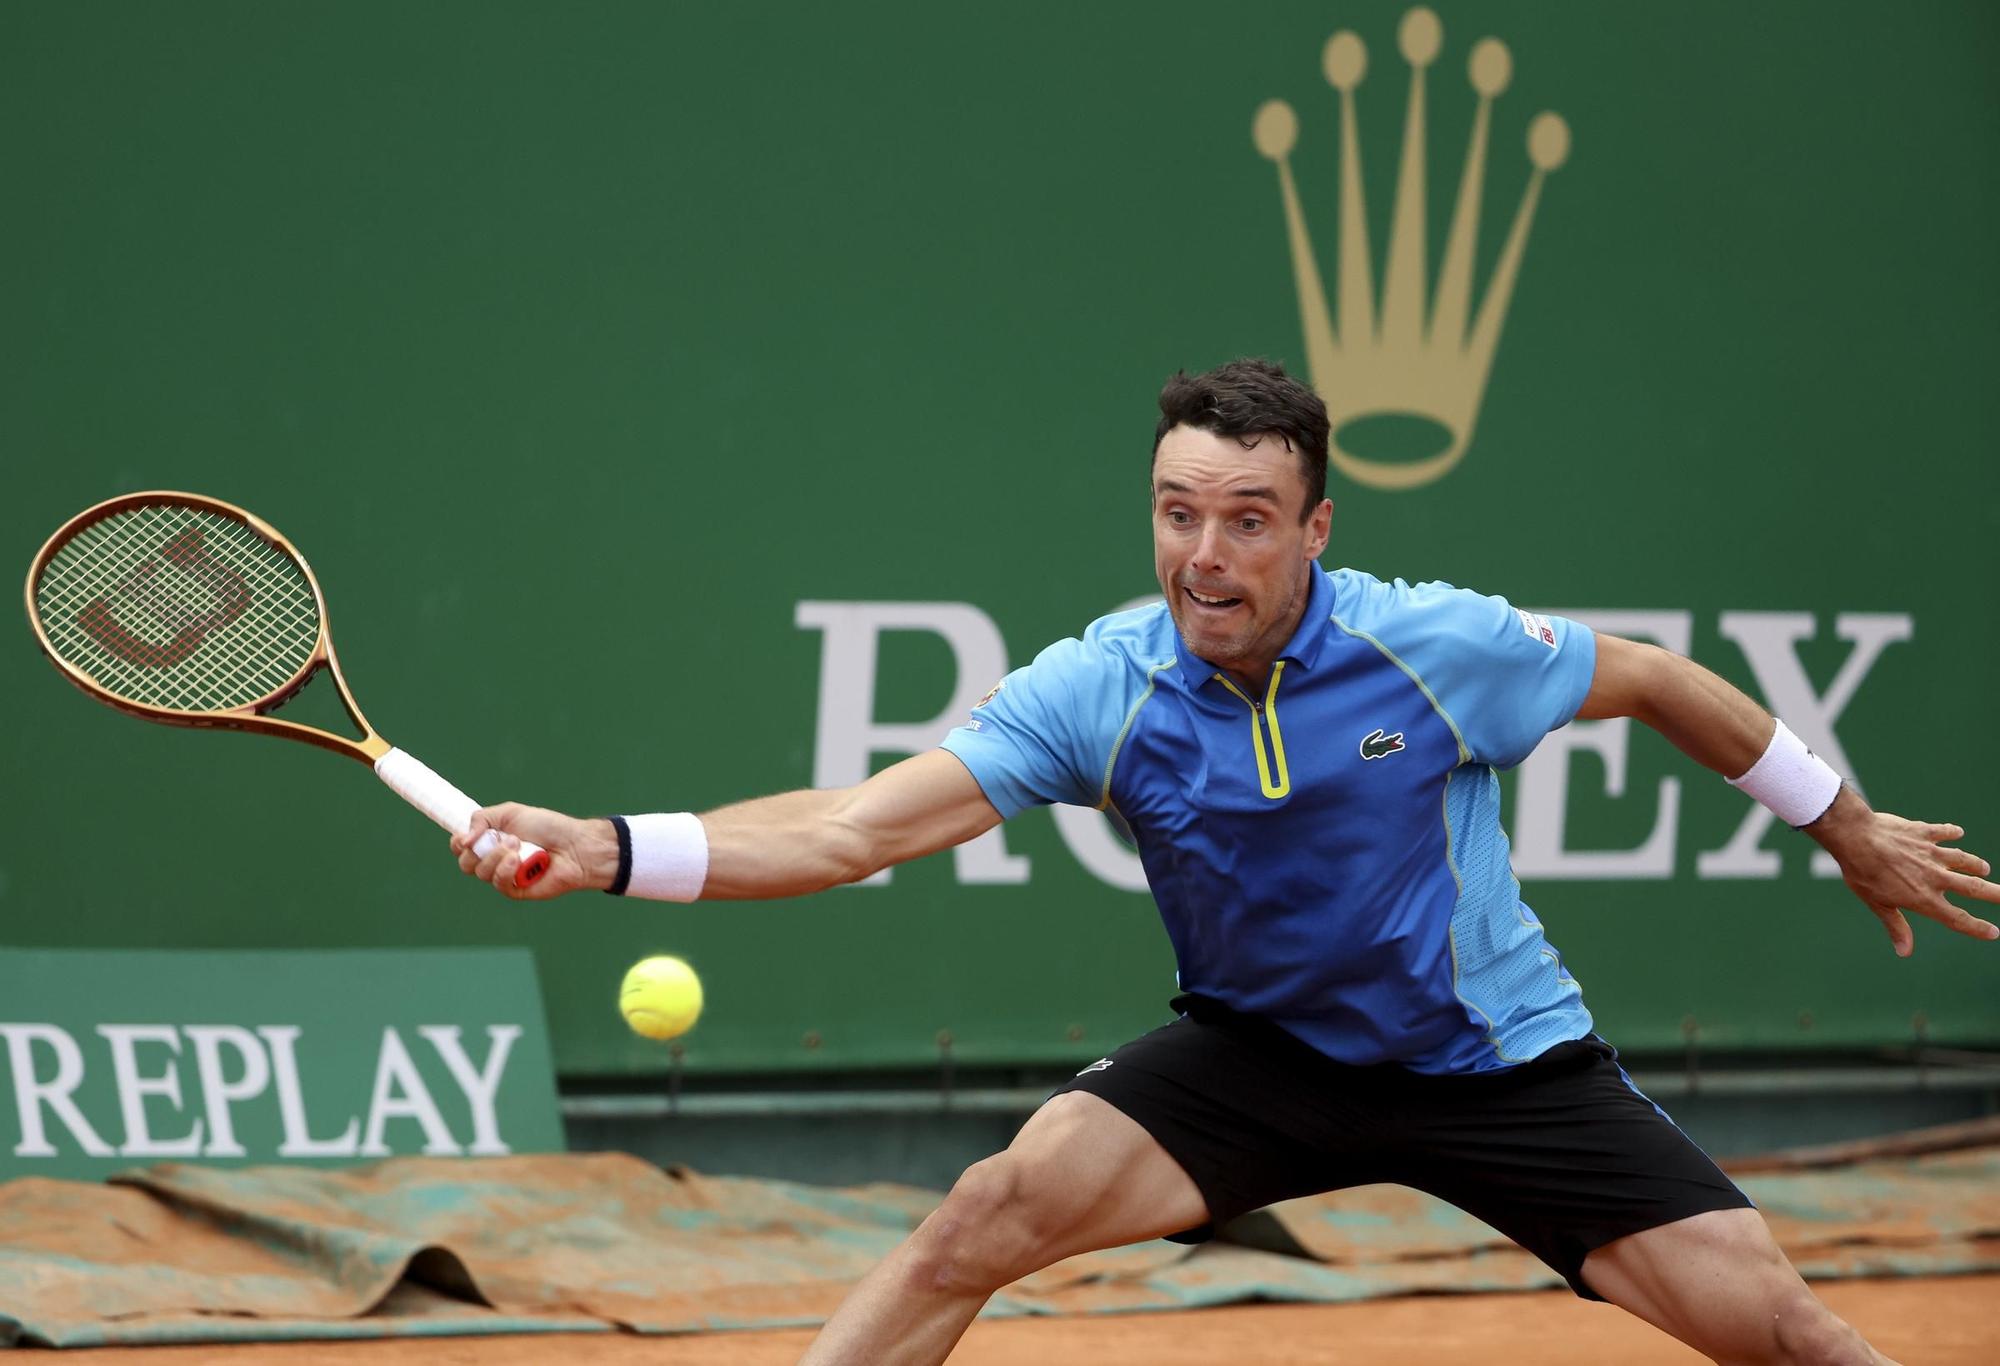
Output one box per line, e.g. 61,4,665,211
1360,728,1406,760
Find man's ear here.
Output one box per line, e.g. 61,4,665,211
1306,497,1333,558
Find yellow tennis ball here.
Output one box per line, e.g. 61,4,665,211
619,955,703,1041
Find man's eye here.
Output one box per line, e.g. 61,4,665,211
1166,510,1192,525
1239,519,1263,532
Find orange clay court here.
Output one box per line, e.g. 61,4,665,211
40,1280,2000,1366
5,1131,1996,1360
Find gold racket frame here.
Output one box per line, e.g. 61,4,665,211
25,490,391,766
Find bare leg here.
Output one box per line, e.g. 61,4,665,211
1581,1207,1898,1365
798,1091,1208,1366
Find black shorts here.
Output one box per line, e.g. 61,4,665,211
1051,994,1752,1299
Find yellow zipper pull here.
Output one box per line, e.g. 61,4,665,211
1214,667,1290,799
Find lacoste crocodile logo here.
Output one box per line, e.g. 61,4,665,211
1360,728,1406,760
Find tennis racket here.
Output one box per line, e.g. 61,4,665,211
24,491,549,887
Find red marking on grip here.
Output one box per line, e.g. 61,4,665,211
77,526,253,669
515,849,552,888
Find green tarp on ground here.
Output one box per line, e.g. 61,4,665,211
3,1147,1998,1348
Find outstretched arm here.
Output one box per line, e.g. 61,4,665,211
451,749,1003,901
1578,633,2000,956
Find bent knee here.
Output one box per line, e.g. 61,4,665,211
1770,1293,1871,1366
1716,1232,1870,1365
909,1154,1070,1295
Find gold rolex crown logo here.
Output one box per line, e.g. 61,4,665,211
1254,6,1570,490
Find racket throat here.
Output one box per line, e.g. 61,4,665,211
255,661,381,758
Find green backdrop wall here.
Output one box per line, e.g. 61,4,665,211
4,1,1995,1078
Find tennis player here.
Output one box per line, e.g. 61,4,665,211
457,359,1996,1365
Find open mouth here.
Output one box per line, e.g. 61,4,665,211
1183,586,1243,611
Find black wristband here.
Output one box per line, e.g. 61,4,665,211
604,815,633,896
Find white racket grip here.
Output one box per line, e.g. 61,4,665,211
374,747,550,887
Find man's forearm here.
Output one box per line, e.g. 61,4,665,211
1618,642,1777,779
575,751,1000,905
561,791,867,901
696,788,877,900
1605,639,1861,844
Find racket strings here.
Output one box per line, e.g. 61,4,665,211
50,509,311,710
35,503,322,712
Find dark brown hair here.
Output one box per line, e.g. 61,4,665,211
1153,358,1329,519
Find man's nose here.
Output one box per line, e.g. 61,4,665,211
1191,519,1226,572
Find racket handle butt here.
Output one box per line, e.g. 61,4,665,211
516,846,552,887
470,828,551,888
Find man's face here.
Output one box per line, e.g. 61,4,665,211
1151,424,1332,682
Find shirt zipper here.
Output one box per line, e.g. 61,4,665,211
1214,661,1291,799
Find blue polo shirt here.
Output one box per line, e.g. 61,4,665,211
940,566,1598,1075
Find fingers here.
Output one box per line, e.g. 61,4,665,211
452,806,504,859
1872,905,1914,958
1915,888,2000,942
491,848,524,893
1936,846,1993,879
453,806,518,869
473,829,522,890
451,821,526,897
1939,870,2000,907
1838,818,2000,953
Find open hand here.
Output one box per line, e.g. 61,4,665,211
1812,793,2000,956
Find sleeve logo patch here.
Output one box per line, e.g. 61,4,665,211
973,680,1004,709
1516,608,1557,649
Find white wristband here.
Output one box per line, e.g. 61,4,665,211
1726,720,1843,828
609,812,709,901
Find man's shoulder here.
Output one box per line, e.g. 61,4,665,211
970,603,1175,756
1010,600,1179,701
1326,566,1486,633
1046,599,1178,669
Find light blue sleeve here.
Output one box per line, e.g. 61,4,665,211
938,634,1125,818
1360,580,1597,770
